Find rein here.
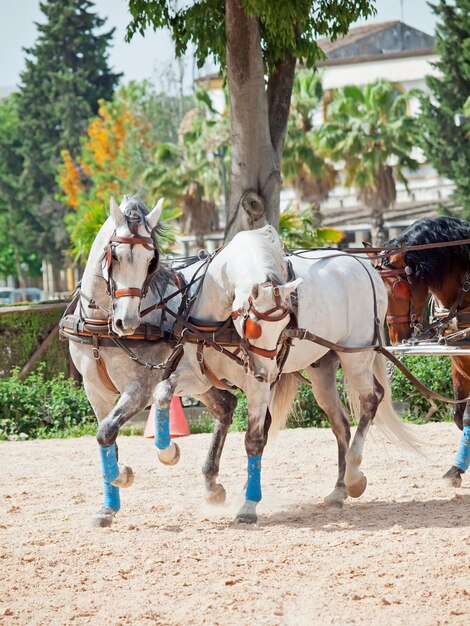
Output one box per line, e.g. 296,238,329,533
286,237,470,260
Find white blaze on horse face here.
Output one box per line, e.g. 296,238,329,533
111,237,154,335
109,198,160,337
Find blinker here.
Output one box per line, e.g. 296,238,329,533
392,279,411,301
244,317,262,339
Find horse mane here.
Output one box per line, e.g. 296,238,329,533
233,225,288,284
147,264,176,299
385,216,470,289
120,194,164,245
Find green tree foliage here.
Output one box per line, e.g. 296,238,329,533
279,206,343,248
314,80,418,245
0,95,41,283
145,88,230,204
282,71,337,208
418,0,470,216
127,1,376,239
143,88,230,243
17,0,121,262
128,0,375,73
59,82,181,261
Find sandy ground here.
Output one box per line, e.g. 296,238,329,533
1,423,469,626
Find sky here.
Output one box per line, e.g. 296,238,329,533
0,0,438,92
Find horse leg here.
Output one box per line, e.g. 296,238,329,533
443,358,469,487
305,353,351,508
153,369,211,466
197,388,237,505
450,358,467,430
340,353,384,499
235,380,271,524
92,380,151,527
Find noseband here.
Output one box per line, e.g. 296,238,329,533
102,234,159,300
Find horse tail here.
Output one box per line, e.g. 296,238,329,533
346,350,419,451
268,373,299,438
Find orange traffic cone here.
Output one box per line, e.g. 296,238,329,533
144,397,191,439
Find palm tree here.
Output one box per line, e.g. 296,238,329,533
314,80,419,245
145,89,230,243
282,71,336,208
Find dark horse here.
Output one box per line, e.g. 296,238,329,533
372,216,470,487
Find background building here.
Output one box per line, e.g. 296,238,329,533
310,21,454,245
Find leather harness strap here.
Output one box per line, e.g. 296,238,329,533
91,334,119,395
114,288,143,298
290,238,470,260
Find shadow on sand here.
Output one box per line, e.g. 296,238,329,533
229,493,470,532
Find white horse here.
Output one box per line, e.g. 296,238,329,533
95,215,302,523
148,238,418,523
234,248,418,504
65,196,239,527
146,226,300,522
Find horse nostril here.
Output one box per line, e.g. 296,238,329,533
115,319,124,330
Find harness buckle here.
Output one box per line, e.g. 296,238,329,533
92,335,100,360
463,281,470,293
196,345,205,364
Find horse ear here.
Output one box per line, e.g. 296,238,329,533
147,198,164,229
362,242,376,260
110,196,124,226
278,277,302,298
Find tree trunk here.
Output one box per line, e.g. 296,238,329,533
369,208,387,247
224,0,295,241
360,165,396,246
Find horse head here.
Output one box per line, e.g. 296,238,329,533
231,277,302,383
369,248,429,345
103,196,163,336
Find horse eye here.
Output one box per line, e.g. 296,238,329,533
111,248,119,262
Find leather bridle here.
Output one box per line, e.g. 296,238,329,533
375,258,423,331
230,283,291,359
101,234,159,302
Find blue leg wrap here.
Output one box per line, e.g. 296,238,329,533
99,444,120,512
245,455,262,502
454,425,470,472
154,407,171,450
100,444,119,482
103,481,121,512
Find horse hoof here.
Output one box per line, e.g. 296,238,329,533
111,465,134,488
205,484,226,505
323,491,346,509
235,511,258,524
346,474,367,498
234,500,258,524
90,507,116,528
157,442,181,466
442,466,463,488
323,486,347,508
